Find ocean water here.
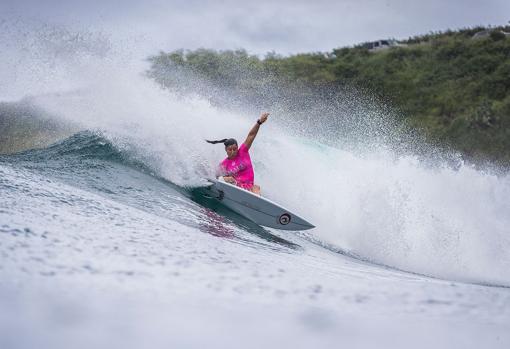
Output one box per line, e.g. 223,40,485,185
1,18,510,349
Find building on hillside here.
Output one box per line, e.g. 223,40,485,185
472,29,510,39
362,39,404,52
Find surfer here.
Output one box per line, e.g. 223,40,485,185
206,112,269,195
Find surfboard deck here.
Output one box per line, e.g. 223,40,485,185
199,178,315,231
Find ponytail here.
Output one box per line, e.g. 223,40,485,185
206,138,228,145
206,138,238,147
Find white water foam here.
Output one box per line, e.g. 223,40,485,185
257,138,510,286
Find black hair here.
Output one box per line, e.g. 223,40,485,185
206,138,238,147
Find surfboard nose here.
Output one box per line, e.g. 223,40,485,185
302,221,315,229
278,213,315,231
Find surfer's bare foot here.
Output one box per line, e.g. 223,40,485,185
251,185,261,196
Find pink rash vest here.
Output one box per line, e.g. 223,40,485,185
219,143,254,190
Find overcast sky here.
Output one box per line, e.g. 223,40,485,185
1,0,509,55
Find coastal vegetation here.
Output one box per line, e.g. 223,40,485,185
148,25,510,166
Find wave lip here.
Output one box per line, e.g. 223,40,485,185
7,131,148,170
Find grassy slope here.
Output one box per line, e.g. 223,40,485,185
148,26,510,165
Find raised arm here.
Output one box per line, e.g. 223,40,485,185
244,112,269,150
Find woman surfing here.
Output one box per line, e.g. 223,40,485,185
206,112,269,195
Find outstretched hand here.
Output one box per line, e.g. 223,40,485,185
258,112,269,124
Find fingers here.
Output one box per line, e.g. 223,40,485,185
224,176,235,184
260,112,270,122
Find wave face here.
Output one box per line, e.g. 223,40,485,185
5,127,510,287
1,18,510,349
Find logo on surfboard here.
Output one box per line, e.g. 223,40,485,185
279,213,291,225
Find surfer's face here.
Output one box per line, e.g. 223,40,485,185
225,144,238,159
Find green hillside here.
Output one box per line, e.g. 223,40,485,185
148,25,510,165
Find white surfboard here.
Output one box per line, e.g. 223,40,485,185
200,178,315,231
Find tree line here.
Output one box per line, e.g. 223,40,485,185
148,25,510,166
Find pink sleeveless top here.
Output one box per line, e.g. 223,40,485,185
219,143,254,189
